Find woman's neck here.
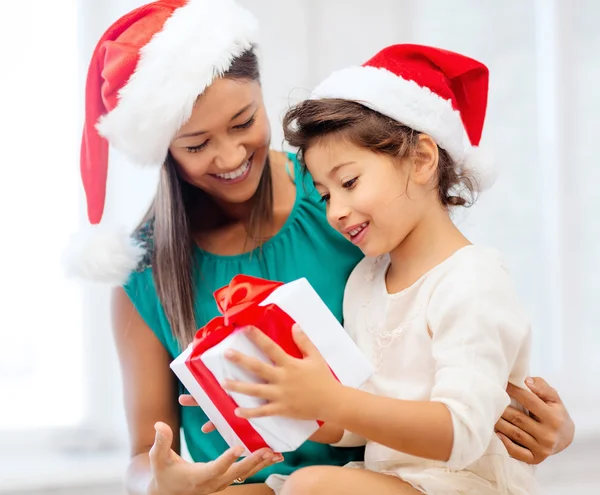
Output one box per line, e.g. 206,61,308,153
191,150,296,255
386,205,470,294
200,150,288,225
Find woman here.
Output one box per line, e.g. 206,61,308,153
68,1,575,494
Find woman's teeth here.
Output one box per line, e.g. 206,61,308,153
214,159,250,180
349,222,368,237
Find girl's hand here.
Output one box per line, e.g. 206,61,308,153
495,377,575,465
223,324,341,421
148,422,281,495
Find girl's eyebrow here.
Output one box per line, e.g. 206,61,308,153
313,161,356,187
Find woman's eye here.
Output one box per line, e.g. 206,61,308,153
319,193,331,204
234,115,256,130
186,141,208,153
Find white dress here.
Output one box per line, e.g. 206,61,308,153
334,245,540,494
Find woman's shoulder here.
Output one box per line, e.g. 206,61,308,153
284,150,318,199
123,219,159,308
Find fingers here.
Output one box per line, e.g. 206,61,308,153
225,347,280,382
201,421,216,433
235,403,281,419
499,406,542,438
244,326,290,365
525,377,561,404
207,445,246,477
291,324,319,357
506,383,551,421
224,379,277,401
243,452,284,480
223,449,283,483
178,394,199,407
149,422,174,469
496,432,535,464
495,417,538,450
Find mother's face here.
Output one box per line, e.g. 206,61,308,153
169,77,271,205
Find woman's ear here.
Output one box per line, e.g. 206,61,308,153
411,134,439,185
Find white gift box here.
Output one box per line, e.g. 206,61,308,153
170,277,373,455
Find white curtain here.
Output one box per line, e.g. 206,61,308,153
0,0,83,434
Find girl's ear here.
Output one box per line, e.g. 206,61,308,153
411,134,439,185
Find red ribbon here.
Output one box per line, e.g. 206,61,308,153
184,275,304,452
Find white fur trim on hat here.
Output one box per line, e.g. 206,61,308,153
312,66,466,161
62,225,146,286
311,65,497,191
96,0,259,167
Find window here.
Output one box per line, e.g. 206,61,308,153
0,0,83,433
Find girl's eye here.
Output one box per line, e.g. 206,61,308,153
234,115,256,130
342,177,358,189
186,141,208,153
319,193,331,204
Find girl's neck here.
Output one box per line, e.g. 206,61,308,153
385,206,470,294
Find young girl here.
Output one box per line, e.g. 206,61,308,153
220,44,540,494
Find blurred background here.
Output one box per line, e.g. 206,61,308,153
0,0,598,493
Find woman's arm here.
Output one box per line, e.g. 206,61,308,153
111,287,180,494
111,288,278,495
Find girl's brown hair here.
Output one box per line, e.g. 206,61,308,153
283,98,476,207
138,49,271,349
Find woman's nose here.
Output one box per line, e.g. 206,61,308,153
215,139,246,171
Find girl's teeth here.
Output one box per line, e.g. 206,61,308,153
215,160,250,180
349,222,368,236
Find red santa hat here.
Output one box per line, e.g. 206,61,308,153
64,0,259,285
311,44,496,191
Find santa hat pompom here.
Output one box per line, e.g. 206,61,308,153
62,225,146,286
461,146,497,192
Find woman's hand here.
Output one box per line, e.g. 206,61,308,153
148,422,281,495
495,377,575,465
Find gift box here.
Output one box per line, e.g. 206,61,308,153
170,275,373,455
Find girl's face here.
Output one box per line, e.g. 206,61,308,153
169,77,271,205
305,136,439,257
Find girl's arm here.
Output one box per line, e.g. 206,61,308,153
224,262,530,470
320,391,453,461
322,263,531,469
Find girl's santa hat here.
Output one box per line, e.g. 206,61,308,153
311,44,496,191
64,0,259,285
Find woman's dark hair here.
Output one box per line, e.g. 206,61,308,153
283,98,476,207
139,49,271,348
